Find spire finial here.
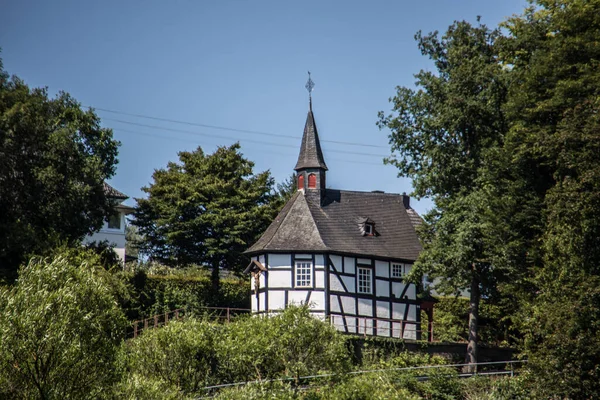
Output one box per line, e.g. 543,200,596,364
305,71,315,111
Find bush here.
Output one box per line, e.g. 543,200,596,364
0,252,128,399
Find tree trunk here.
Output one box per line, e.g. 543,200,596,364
466,270,480,374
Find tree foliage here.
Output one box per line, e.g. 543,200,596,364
0,251,128,399
133,143,279,288
378,19,508,370
0,59,119,277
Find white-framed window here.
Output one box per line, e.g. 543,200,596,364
295,261,312,288
392,263,411,278
357,267,372,294
107,213,121,230
364,223,374,235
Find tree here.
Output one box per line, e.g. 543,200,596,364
499,1,600,395
378,20,508,371
0,58,119,277
0,250,128,399
133,143,278,291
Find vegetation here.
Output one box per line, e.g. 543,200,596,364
379,1,600,394
0,59,120,279
133,143,282,291
0,251,127,399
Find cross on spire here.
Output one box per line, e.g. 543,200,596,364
305,71,315,111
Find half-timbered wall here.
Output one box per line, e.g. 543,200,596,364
327,254,419,340
251,253,326,318
251,252,420,340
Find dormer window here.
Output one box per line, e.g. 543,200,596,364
357,217,377,236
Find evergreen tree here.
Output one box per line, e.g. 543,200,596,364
133,143,278,291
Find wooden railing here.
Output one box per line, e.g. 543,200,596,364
129,306,251,338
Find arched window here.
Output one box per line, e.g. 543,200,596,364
297,174,304,190
308,173,317,189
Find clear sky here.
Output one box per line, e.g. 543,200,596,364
1,0,526,216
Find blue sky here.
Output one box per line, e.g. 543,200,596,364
1,0,526,216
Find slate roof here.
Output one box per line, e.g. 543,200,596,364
246,189,422,261
294,110,328,171
103,182,128,199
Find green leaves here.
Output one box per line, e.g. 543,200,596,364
133,143,280,283
0,62,120,276
0,251,128,399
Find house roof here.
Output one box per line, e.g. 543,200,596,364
103,182,128,200
246,189,422,261
294,110,328,171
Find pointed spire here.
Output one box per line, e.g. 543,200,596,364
295,73,327,171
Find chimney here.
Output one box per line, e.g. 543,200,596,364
402,192,410,209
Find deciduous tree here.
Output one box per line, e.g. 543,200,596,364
378,20,508,371
0,58,119,277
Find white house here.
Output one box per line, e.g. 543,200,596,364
83,182,134,265
245,97,426,340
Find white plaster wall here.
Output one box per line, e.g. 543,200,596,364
308,291,325,309
330,274,344,292
376,279,389,297
315,254,324,268
258,292,266,310
330,295,341,312
392,282,407,298
358,298,372,316
344,257,355,274
341,275,355,292
268,253,290,268
315,270,325,289
287,290,309,305
392,302,406,320
295,254,312,259
375,260,389,278
357,258,370,265
376,301,390,319
330,255,342,270
269,270,291,287
340,296,356,314
251,295,257,312
377,320,391,337
268,290,286,310
258,254,266,264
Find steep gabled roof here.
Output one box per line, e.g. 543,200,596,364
294,110,328,171
246,191,327,253
103,182,128,200
246,189,422,261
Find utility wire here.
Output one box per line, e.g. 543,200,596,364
113,128,387,166
88,106,390,149
107,119,390,158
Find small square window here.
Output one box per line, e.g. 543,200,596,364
107,213,121,229
295,261,312,288
358,267,372,294
364,224,373,235
392,263,410,278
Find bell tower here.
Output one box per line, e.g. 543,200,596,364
294,72,327,202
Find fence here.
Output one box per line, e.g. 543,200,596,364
195,359,528,397
129,306,251,338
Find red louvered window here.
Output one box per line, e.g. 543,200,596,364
308,173,317,189
298,174,304,189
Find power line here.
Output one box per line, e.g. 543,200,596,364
107,119,390,158
113,128,388,167
88,106,390,149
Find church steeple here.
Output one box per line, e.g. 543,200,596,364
295,72,327,199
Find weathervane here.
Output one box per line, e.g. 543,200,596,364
305,71,315,110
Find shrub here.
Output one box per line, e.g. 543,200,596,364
0,253,128,399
